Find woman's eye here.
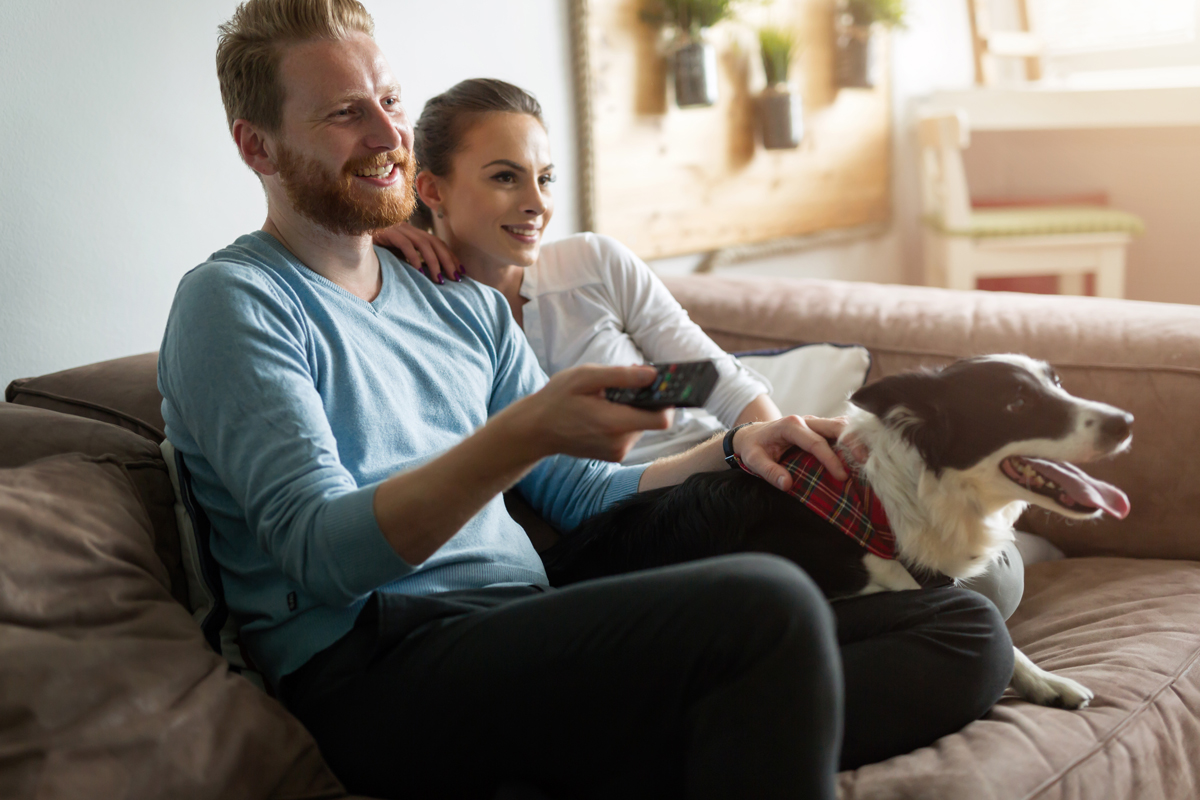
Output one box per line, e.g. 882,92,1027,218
539,173,556,187
492,171,517,184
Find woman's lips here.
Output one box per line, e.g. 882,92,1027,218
502,225,540,244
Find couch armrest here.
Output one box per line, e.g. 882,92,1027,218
665,275,1200,561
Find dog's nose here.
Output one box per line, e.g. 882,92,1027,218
1098,411,1133,445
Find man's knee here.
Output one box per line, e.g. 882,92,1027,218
683,553,837,658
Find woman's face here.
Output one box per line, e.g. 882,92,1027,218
427,111,555,270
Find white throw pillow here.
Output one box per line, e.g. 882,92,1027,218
736,343,872,419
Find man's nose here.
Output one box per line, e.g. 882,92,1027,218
364,102,407,152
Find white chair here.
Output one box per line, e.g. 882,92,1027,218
918,110,1143,298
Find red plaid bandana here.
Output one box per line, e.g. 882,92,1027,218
733,445,896,560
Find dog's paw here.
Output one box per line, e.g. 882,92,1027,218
1023,672,1093,709
1010,647,1094,709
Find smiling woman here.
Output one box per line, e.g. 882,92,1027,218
375,78,785,464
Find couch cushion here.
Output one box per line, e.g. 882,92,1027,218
838,557,1200,799
0,404,188,608
5,351,164,442
0,453,343,799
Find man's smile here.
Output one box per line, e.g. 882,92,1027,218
351,162,401,186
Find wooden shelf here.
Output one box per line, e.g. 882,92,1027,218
922,68,1200,131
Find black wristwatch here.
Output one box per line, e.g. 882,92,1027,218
723,423,753,469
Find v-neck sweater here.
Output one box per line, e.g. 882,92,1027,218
158,231,646,685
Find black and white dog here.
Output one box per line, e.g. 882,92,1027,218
545,355,1132,709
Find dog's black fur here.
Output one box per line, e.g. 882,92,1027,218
543,468,874,597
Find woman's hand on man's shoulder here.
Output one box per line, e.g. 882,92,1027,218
374,223,463,285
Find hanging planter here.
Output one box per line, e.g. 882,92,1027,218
834,0,907,90
643,0,747,108
674,39,720,108
757,26,802,149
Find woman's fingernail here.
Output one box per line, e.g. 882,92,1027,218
453,271,463,282
436,273,445,285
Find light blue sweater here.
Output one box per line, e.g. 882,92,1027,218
158,231,647,685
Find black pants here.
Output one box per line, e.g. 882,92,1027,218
281,555,1012,800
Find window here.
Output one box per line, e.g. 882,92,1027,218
1028,0,1200,73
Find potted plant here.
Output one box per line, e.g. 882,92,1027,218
835,0,907,89
758,25,802,149
643,0,746,107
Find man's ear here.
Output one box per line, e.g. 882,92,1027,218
415,170,443,211
232,119,278,177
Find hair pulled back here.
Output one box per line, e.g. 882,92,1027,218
410,78,546,230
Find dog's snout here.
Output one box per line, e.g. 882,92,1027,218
1097,411,1133,446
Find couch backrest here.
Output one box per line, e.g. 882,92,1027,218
666,274,1200,562
5,351,164,442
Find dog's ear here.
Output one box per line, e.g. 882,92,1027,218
850,373,929,419
851,373,953,475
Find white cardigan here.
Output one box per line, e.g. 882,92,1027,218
519,233,771,464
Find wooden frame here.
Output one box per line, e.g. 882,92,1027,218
569,0,892,261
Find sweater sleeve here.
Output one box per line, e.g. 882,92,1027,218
158,264,413,607
596,235,772,427
477,284,649,530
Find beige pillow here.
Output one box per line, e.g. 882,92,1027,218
0,453,342,800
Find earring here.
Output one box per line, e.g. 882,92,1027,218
436,210,444,219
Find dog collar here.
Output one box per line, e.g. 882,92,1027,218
732,445,897,560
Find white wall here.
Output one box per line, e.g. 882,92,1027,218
0,0,577,389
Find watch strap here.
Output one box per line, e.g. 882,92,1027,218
723,423,753,469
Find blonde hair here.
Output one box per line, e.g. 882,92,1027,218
216,0,375,135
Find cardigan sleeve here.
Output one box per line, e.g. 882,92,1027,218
593,234,772,427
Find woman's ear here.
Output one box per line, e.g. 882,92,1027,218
415,170,443,212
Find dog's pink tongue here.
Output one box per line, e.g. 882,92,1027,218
1025,457,1131,519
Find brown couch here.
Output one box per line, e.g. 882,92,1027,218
5,275,1200,799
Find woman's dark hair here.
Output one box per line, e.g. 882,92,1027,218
410,78,546,230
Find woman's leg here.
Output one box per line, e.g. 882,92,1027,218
833,587,1014,770
958,539,1025,619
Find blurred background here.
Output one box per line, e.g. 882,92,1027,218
1,0,1197,390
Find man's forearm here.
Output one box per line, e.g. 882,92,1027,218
373,413,543,565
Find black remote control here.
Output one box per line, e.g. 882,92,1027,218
605,360,720,410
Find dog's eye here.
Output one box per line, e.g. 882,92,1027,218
1006,398,1025,413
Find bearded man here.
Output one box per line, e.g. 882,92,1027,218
157,1,1013,798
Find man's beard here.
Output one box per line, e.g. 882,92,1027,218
274,145,416,236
